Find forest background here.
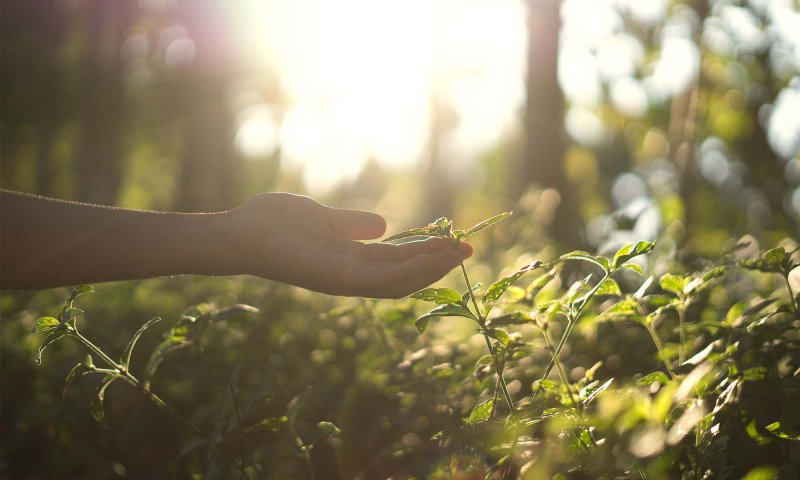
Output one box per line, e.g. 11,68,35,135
1,0,799,478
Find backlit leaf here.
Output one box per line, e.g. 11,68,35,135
31,316,60,333
482,261,543,307
121,317,162,368
460,212,512,241
411,287,463,305
35,329,67,365
595,278,622,297
612,241,655,270
559,251,609,271
317,421,342,437
415,303,477,334
90,375,119,427
466,399,494,426
659,274,685,297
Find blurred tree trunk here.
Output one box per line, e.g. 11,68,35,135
175,79,238,212
74,1,133,205
522,0,581,249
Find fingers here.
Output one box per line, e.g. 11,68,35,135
319,205,387,240
365,237,452,261
344,242,473,299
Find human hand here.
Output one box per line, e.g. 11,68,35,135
224,193,472,298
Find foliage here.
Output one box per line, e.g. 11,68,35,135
9,213,799,478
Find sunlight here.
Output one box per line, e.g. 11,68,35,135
231,0,526,192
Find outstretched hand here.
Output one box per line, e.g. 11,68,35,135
225,193,472,298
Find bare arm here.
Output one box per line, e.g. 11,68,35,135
0,190,471,298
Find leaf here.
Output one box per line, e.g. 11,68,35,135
527,269,556,298
765,422,800,441
738,247,790,274
636,371,670,386
612,241,655,270
741,466,779,480
622,263,644,275
383,217,453,242
63,355,96,396
595,278,622,297
317,421,342,437
142,335,190,389
466,399,494,426
559,251,610,271
683,343,715,366
482,261,543,307
121,317,162,368
90,375,119,426
35,329,68,365
415,303,477,334
244,416,288,434
61,307,83,324
411,288,463,305
460,212,512,241
31,316,60,333
209,304,260,322
487,311,533,327
485,328,510,347
71,284,95,298
582,378,613,407
659,274,685,297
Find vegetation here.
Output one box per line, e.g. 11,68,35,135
2,0,799,478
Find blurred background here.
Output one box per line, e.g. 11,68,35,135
2,0,800,478
2,0,798,250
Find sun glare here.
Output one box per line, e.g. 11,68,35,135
230,0,526,192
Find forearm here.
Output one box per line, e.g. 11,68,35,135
0,190,233,290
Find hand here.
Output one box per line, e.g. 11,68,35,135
224,193,472,298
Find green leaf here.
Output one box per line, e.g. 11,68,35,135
742,466,779,480
685,266,728,296
466,399,494,425
636,371,670,386
90,375,119,426
559,251,609,272
60,307,83,324
487,311,533,327
765,422,800,441
383,217,453,242
63,355,96,396
31,316,60,333
582,378,613,407
474,354,494,369
460,212,512,241
35,329,68,365
659,274,685,297
71,284,95,298
142,335,190,389
622,263,644,275
243,416,288,434
683,343,715,366
485,328,510,347
738,247,791,274
411,287,463,305
612,241,655,270
121,317,162,368
415,303,477,334
482,261,543,307
527,269,556,298
209,304,259,322
595,278,622,297
317,421,342,437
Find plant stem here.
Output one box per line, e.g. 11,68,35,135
678,306,686,365
785,274,799,317
534,271,610,398
646,324,676,379
459,262,514,412
72,330,204,436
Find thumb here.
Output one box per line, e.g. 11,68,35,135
319,205,387,240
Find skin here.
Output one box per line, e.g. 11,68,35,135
0,190,472,298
